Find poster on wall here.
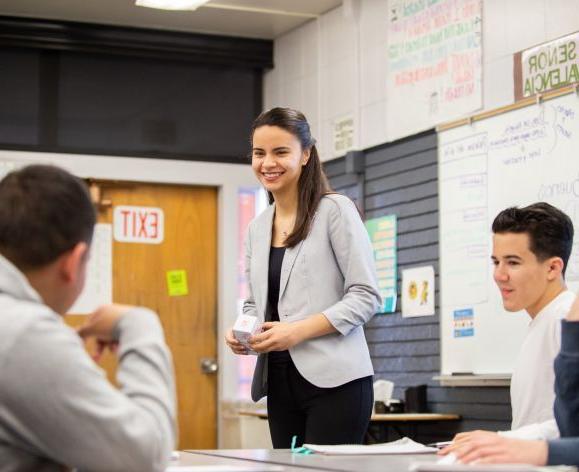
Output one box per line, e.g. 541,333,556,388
332,114,355,158
453,307,474,338
365,215,397,314
402,266,435,317
386,0,483,141
514,31,579,101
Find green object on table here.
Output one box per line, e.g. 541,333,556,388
290,435,313,455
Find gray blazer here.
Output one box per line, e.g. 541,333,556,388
244,194,381,401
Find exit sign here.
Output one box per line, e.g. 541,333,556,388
113,205,164,244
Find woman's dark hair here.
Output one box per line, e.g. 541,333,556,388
251,107,332,247
492,202,574,275
0,165,96,271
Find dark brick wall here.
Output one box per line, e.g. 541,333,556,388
324,130,511,443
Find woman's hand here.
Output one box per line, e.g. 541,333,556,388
248,314,337,353
249,321,303,353
225,329,249,355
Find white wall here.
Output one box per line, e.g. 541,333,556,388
0,150,255,447
264,0,579,161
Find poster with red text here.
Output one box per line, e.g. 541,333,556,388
386,0,482,141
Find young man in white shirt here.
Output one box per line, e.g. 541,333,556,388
440,294,579,465
456,203,574,442
0,165,176,471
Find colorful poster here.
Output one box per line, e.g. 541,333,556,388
402,266,435,317
453,308,474,338
365,215,397,314
386,0,482,141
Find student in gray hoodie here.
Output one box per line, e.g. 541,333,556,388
0,165,176,472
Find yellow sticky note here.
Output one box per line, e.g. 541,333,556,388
166,270,188,297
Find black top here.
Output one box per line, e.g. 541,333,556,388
267,246,286,322
267,246,291,364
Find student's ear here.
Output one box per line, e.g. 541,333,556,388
546,256,565,281
59,242,89,284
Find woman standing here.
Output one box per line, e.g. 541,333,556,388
226,107,381,448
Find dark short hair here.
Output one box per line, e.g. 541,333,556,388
492,202,574,274
0,165,96,270
250,107,332,247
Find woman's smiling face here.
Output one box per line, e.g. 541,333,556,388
251,125,309,196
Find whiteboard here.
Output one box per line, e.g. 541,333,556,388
438,91,579,375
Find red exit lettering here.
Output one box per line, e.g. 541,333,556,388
120,209,159,239
114,206,164,244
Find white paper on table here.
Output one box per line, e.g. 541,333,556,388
68,223,113,314
303,437,437,455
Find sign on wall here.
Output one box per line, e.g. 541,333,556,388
333,114,355,158
386,0,482,141
113,205,164,244
365,215,397,314
515,31,579,100
402,266,435,318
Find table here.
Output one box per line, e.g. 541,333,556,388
170,450,308,470
186,449,440,472
238,409,461,442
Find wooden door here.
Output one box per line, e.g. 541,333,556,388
67,181,217,449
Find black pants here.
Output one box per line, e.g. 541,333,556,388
266,355,373,448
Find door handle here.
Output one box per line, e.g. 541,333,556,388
200,357,218,374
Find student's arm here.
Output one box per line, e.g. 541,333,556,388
439,432,579,466
1,306,176,472
548,437,579,465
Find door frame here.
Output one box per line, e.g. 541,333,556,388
0,149,257,447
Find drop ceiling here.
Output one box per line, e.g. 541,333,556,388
0,0,342,39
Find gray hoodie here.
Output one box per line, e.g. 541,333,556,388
0,255,176,471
